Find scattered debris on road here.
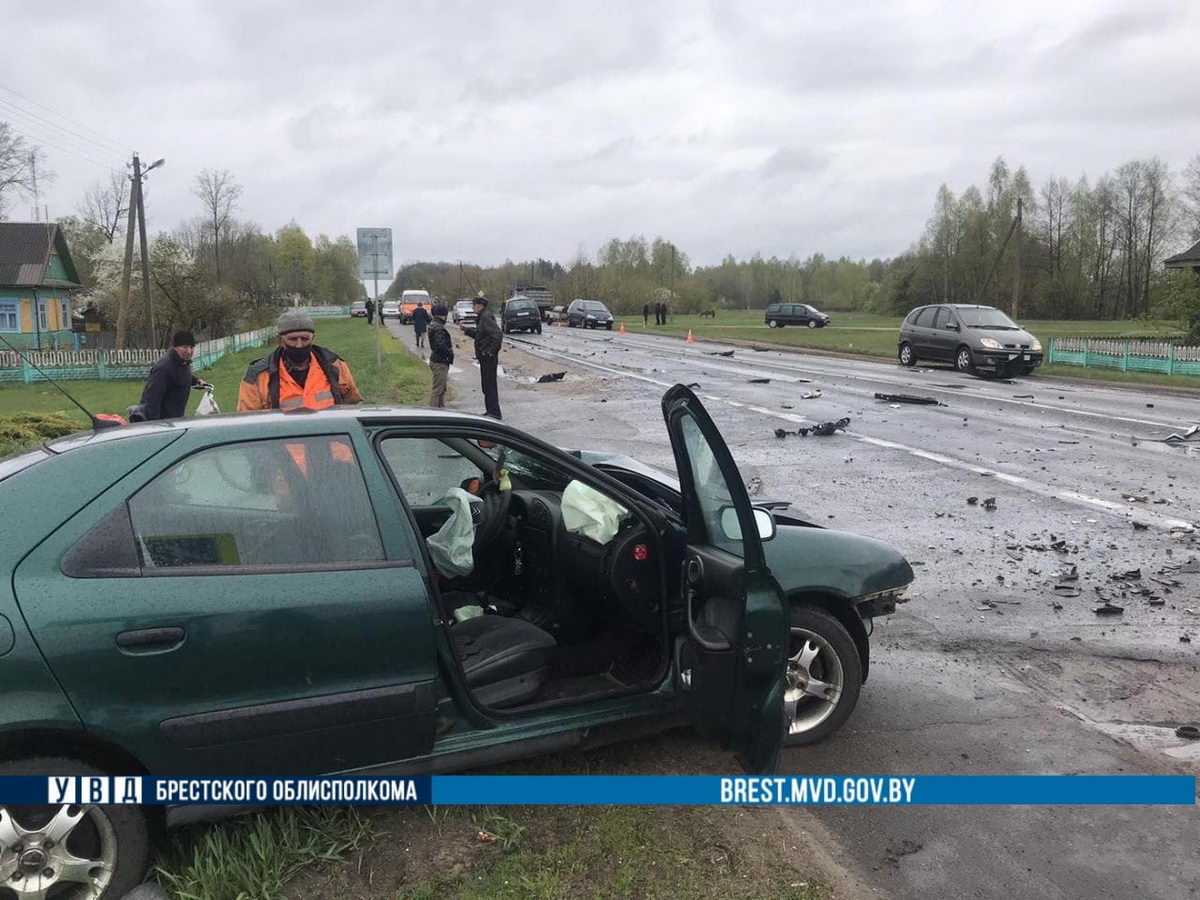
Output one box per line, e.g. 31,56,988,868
774,417,850,439
1094,602,1125,615
749,377,771,384
536,372,566,383
800,390,822,400
1176,725,1200,740
707,350,735,357
982,497,997,510
874,392,943,405
967,496,979,505
686,382,701,389
1013,394,1034,399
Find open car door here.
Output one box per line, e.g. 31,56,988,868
662,384,787,773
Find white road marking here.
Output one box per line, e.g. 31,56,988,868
508,336,1196,533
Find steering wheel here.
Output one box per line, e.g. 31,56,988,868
471,479,511,551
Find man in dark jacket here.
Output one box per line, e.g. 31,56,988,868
428,302,454,408
472,292,503,419
139,331,211,420
365,298,375,325
642,302,650,326
412,301,431,349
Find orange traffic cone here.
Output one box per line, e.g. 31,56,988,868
686,329,695,343
619,322,626,334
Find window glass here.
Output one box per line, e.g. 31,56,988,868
679,415,741,558
379,437,484,506
0,302,17,332
913,307,936,328
931,308,947,329
128,436,383,569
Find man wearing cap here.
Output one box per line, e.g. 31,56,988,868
427,302,453,408
472,292,503,419
237,310,362,411
138,330,212,420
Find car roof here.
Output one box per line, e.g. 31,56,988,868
913,303,997,310
45,406,516,455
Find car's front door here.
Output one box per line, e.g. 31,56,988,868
661,385,787,773
14,430,439,775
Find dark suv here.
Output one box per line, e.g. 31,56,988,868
567,299,614,329
765,303,830,329
501,297,543,334
899,304,1043,376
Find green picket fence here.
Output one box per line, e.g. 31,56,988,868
1048,338,1200,376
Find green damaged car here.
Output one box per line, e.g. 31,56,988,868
0,385,912,897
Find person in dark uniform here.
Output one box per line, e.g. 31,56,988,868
472,292,502,419
138,331,211,420
365,298,375,325
643,302,650,326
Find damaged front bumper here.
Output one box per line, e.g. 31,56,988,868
854,585,910,620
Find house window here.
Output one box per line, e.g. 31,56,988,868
61,300,69,329
0,302,17,332
37,299,47,331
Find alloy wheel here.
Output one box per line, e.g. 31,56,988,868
0,804,117,899
783,626,845,736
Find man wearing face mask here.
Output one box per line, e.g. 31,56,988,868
237,310,362,411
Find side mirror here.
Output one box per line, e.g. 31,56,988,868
719,506,776,542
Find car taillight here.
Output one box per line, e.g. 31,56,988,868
633,544,649,562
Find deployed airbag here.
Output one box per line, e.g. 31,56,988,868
561,479,629,544
426,488,480,577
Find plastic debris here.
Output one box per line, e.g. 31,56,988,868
982,497,997,511
874,392,943,405
1094,603,1125,615
536,371,566,383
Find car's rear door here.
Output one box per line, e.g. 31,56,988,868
661,385,787,773
14,427,439,775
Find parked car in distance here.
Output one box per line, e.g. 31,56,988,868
567,299,614,329
350,301,368,317
502,297,543,334
765,303,830,329
452,299,476,325
380,300,401,320
547,305,568,323
898,304,1043,377
0,386,912,896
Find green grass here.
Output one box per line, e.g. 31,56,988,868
154,806,377,900
0,317,430,429
611,310,1194,384
394,806,828,900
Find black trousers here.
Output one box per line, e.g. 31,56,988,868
479,354,502,419
366,311,374,325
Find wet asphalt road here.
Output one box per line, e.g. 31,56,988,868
402,321,1200,899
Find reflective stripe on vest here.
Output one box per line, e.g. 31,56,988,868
277,355,336,410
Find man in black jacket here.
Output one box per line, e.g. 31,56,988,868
472,292,503,419
138,331,211,420
428,302,454,408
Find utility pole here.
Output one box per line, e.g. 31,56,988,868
1011,198,1023,321
116,154,140,350
134,156,156,346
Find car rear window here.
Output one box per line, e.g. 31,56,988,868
509,300,536,311
0,447,52,483
913,307,936,327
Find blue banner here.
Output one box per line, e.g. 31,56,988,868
0,775,1192,807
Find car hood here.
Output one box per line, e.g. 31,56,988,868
765,525,914,599
968,325,1037,344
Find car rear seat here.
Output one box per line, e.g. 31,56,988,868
452,616,557,708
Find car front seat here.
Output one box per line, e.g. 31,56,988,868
452,616,557,708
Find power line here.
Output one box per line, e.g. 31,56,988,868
0,97,125,159
1,120,117,171
0,81,126,153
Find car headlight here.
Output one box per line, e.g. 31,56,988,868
979,338,1003,350
1031,339,1042,351
586,315,595,320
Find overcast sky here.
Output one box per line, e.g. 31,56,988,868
4,0,1198,270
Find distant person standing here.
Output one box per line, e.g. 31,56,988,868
654,301,663,325
412,301,431,349
365,298,375,325
137,331,212,420
428,302,453,408
473,292,503,419
642,302,650,326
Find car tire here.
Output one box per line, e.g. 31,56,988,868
898,342,917,367
782,606,862,747
606,323,614,330
0,757,152,899
536,327,543,335
807,320,818,329
767,320,779,328
955,345,975,374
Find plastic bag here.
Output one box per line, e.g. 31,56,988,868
196,389,220,416
561,479,629,544
426,488,480,577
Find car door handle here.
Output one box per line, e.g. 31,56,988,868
116,627,186,654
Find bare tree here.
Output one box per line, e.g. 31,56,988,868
78,169,129,243
1182,154,1200,242
191,168,243,283
0,122,44,220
